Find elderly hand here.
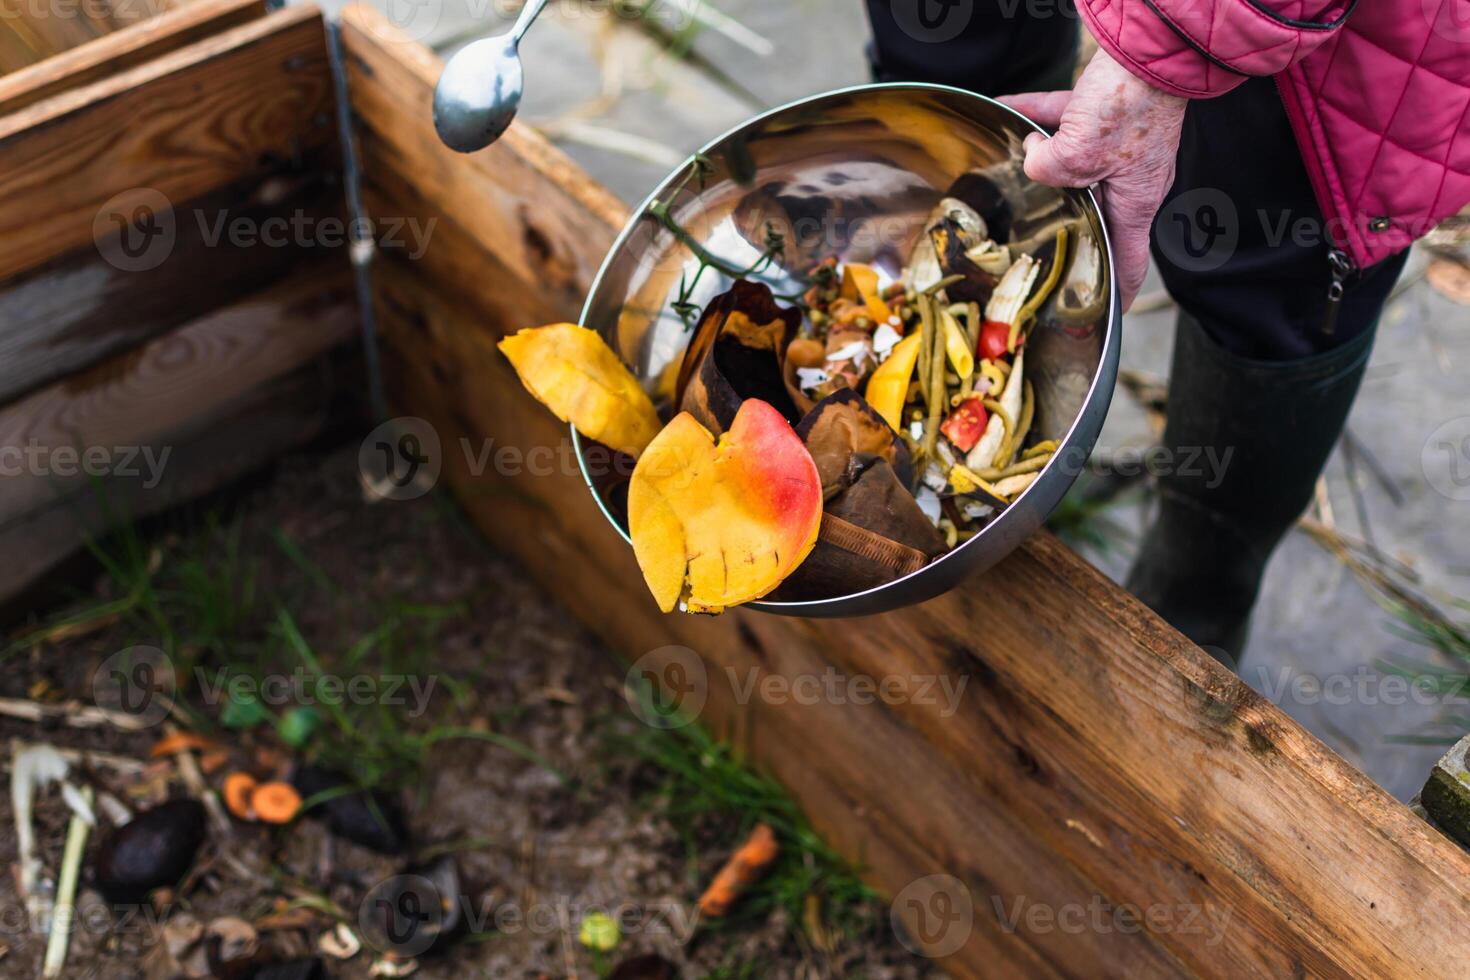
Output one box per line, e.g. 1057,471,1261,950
1000,49,1188,311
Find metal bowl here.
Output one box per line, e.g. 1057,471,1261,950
574,83,1120,617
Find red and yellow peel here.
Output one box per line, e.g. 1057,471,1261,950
628,399,822,614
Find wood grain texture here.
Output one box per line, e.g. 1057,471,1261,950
0,0,265,116
0,4,335,282
0,0,187,74
344,7,1470,977
0,347,359,607
0,161,345,403
0,269,357,536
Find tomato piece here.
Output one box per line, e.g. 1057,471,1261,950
940,397,989,454
978,320,1013,361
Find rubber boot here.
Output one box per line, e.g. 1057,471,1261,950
1125,311,1377,668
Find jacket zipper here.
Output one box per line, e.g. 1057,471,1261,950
1323,247,1353,336
1274,71,1360,337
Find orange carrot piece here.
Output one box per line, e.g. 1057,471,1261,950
223,772,258,820
250,782,302,824
149,732,214,758
198,748,230,775
697,823,780,917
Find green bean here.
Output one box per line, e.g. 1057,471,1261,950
975,452,1051,481
922,298,947,460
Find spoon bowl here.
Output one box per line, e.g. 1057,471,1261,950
433,37,524,153
431,0,549,153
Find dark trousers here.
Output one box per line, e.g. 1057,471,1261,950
864,2,1408,360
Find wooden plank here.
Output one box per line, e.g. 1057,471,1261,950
0,349,359,608
0,158,345,403
0,0,186,74
0,4,336,282
343,7,1470,978
0,0,266,116
0,268,357,552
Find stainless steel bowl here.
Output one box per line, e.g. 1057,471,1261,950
574,83,1120,617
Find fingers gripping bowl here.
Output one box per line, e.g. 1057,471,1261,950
553,84,1119,617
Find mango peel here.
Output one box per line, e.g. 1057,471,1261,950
498,323,662,459
628,399,822,614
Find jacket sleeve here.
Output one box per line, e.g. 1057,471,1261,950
1076,0,1356,98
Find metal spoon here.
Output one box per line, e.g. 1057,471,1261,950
432,0,550,153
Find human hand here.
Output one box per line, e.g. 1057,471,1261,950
1000,49,1188,311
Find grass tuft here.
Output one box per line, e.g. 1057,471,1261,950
609,679,879,950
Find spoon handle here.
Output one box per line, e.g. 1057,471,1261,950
510,0,551,43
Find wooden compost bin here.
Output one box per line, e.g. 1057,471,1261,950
0,0,358,599
4,4,1470,976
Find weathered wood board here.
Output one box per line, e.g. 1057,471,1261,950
0,0,266,116
0,3,338,283
0,0,189,74
0,4,358,607
342,7,1470,977
0,274,360,602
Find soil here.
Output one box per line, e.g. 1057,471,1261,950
0,443,944,979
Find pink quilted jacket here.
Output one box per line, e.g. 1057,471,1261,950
1079,0,1470,270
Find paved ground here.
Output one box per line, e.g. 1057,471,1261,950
321,0,1470,801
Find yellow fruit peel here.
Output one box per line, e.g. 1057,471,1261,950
864,331,922,432
499,323,662,458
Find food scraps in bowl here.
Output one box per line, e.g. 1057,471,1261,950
500,188,1071,615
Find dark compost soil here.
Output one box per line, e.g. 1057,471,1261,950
0,443,943,979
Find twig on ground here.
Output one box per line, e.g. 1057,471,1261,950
1343,427,1404,507
0,696,162,732
4,739,147,776
1340,435,1378,552
534,119,683,166
684,0,774,57
165,722,230,835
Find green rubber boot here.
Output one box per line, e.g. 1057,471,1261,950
1126,312,1376,668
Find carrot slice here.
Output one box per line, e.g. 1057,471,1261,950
697,823,780,917
223,772,258,821
250,781,302,824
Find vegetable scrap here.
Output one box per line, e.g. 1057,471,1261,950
94,798,208,904
697,822,780,917
502,174,1084,614
251,781,303,824
223,771,302,823
223,771,258,819
629,399,822,614
578,911,622,952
